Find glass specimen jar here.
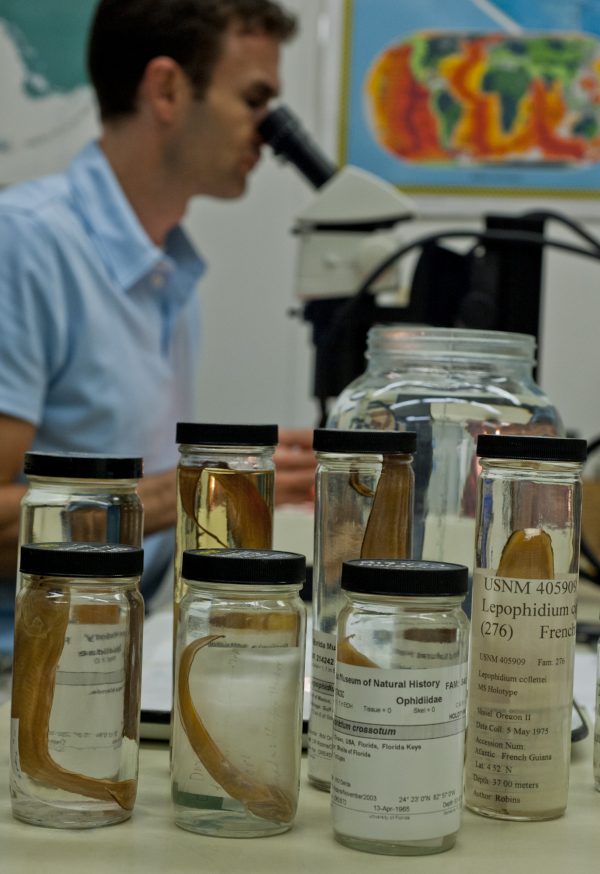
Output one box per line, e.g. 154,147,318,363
20,451,143,546
174,423,277,611
327,326,562,572
172,548,306,837
330,559,469,855
10,542,144,829
19,452,144,576
308,428,416,791
465,434,587,821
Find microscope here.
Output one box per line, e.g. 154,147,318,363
259,106,556,423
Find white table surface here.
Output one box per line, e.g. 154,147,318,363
1,698,599,874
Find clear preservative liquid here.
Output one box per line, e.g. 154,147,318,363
174,423,277,614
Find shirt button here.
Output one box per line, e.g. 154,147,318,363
151,272,165,288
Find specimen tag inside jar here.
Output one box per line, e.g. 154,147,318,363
466,570,578,815
49,618,127,778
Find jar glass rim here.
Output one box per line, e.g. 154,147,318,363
367,326,536,362
178,444,275,454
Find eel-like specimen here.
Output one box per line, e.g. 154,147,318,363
357,454,413,559
178,634,295,822
178,465,272,549
497,528,554,579
11,576,137,810
178,465,228,548
348,469,374,498
337,635,378,667
338,454,413,665
211,471,273,548
121,597,143,743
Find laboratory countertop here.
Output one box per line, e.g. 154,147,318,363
1,701,599,874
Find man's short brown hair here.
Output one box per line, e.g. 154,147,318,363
88,0,296,120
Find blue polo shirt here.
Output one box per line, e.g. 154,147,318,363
0,142,205,641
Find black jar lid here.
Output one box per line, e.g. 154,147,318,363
313,429,417,454
24,452,143,480
182,548,305,585
20,542,144,577
176,423,278,446
341,559,468,597
477,434,587,463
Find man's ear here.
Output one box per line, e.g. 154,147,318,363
138,56,192,124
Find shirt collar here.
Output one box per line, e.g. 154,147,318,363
66,141,205,292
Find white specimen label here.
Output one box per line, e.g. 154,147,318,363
307,629,336,783
331,661,467,841
466,571,578,815
49,619,127,777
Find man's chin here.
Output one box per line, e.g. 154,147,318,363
205,177,248,200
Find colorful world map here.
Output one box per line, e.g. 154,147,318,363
366,32,600,165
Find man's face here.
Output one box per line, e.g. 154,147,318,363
174,23,281,199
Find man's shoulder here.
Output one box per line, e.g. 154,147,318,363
0,171,70,218
0,169,83,265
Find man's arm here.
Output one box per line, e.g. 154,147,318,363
0,415,36,576
274,428,316,506
137,468,177,535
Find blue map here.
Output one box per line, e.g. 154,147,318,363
0,1,98,183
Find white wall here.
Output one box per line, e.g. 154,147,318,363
538,228,600,440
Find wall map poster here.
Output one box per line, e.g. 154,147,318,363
0,1,98,184
340,0,600,196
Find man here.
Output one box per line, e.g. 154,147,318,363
0,0,313,626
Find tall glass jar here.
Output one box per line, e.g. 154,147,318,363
327,327,562,572
174,423,277,611
11,542,144,829
465,434,587,821
172,548,306,838
308,428,416,790
331,559,469,856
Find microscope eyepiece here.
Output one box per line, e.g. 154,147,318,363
258,105,337,189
